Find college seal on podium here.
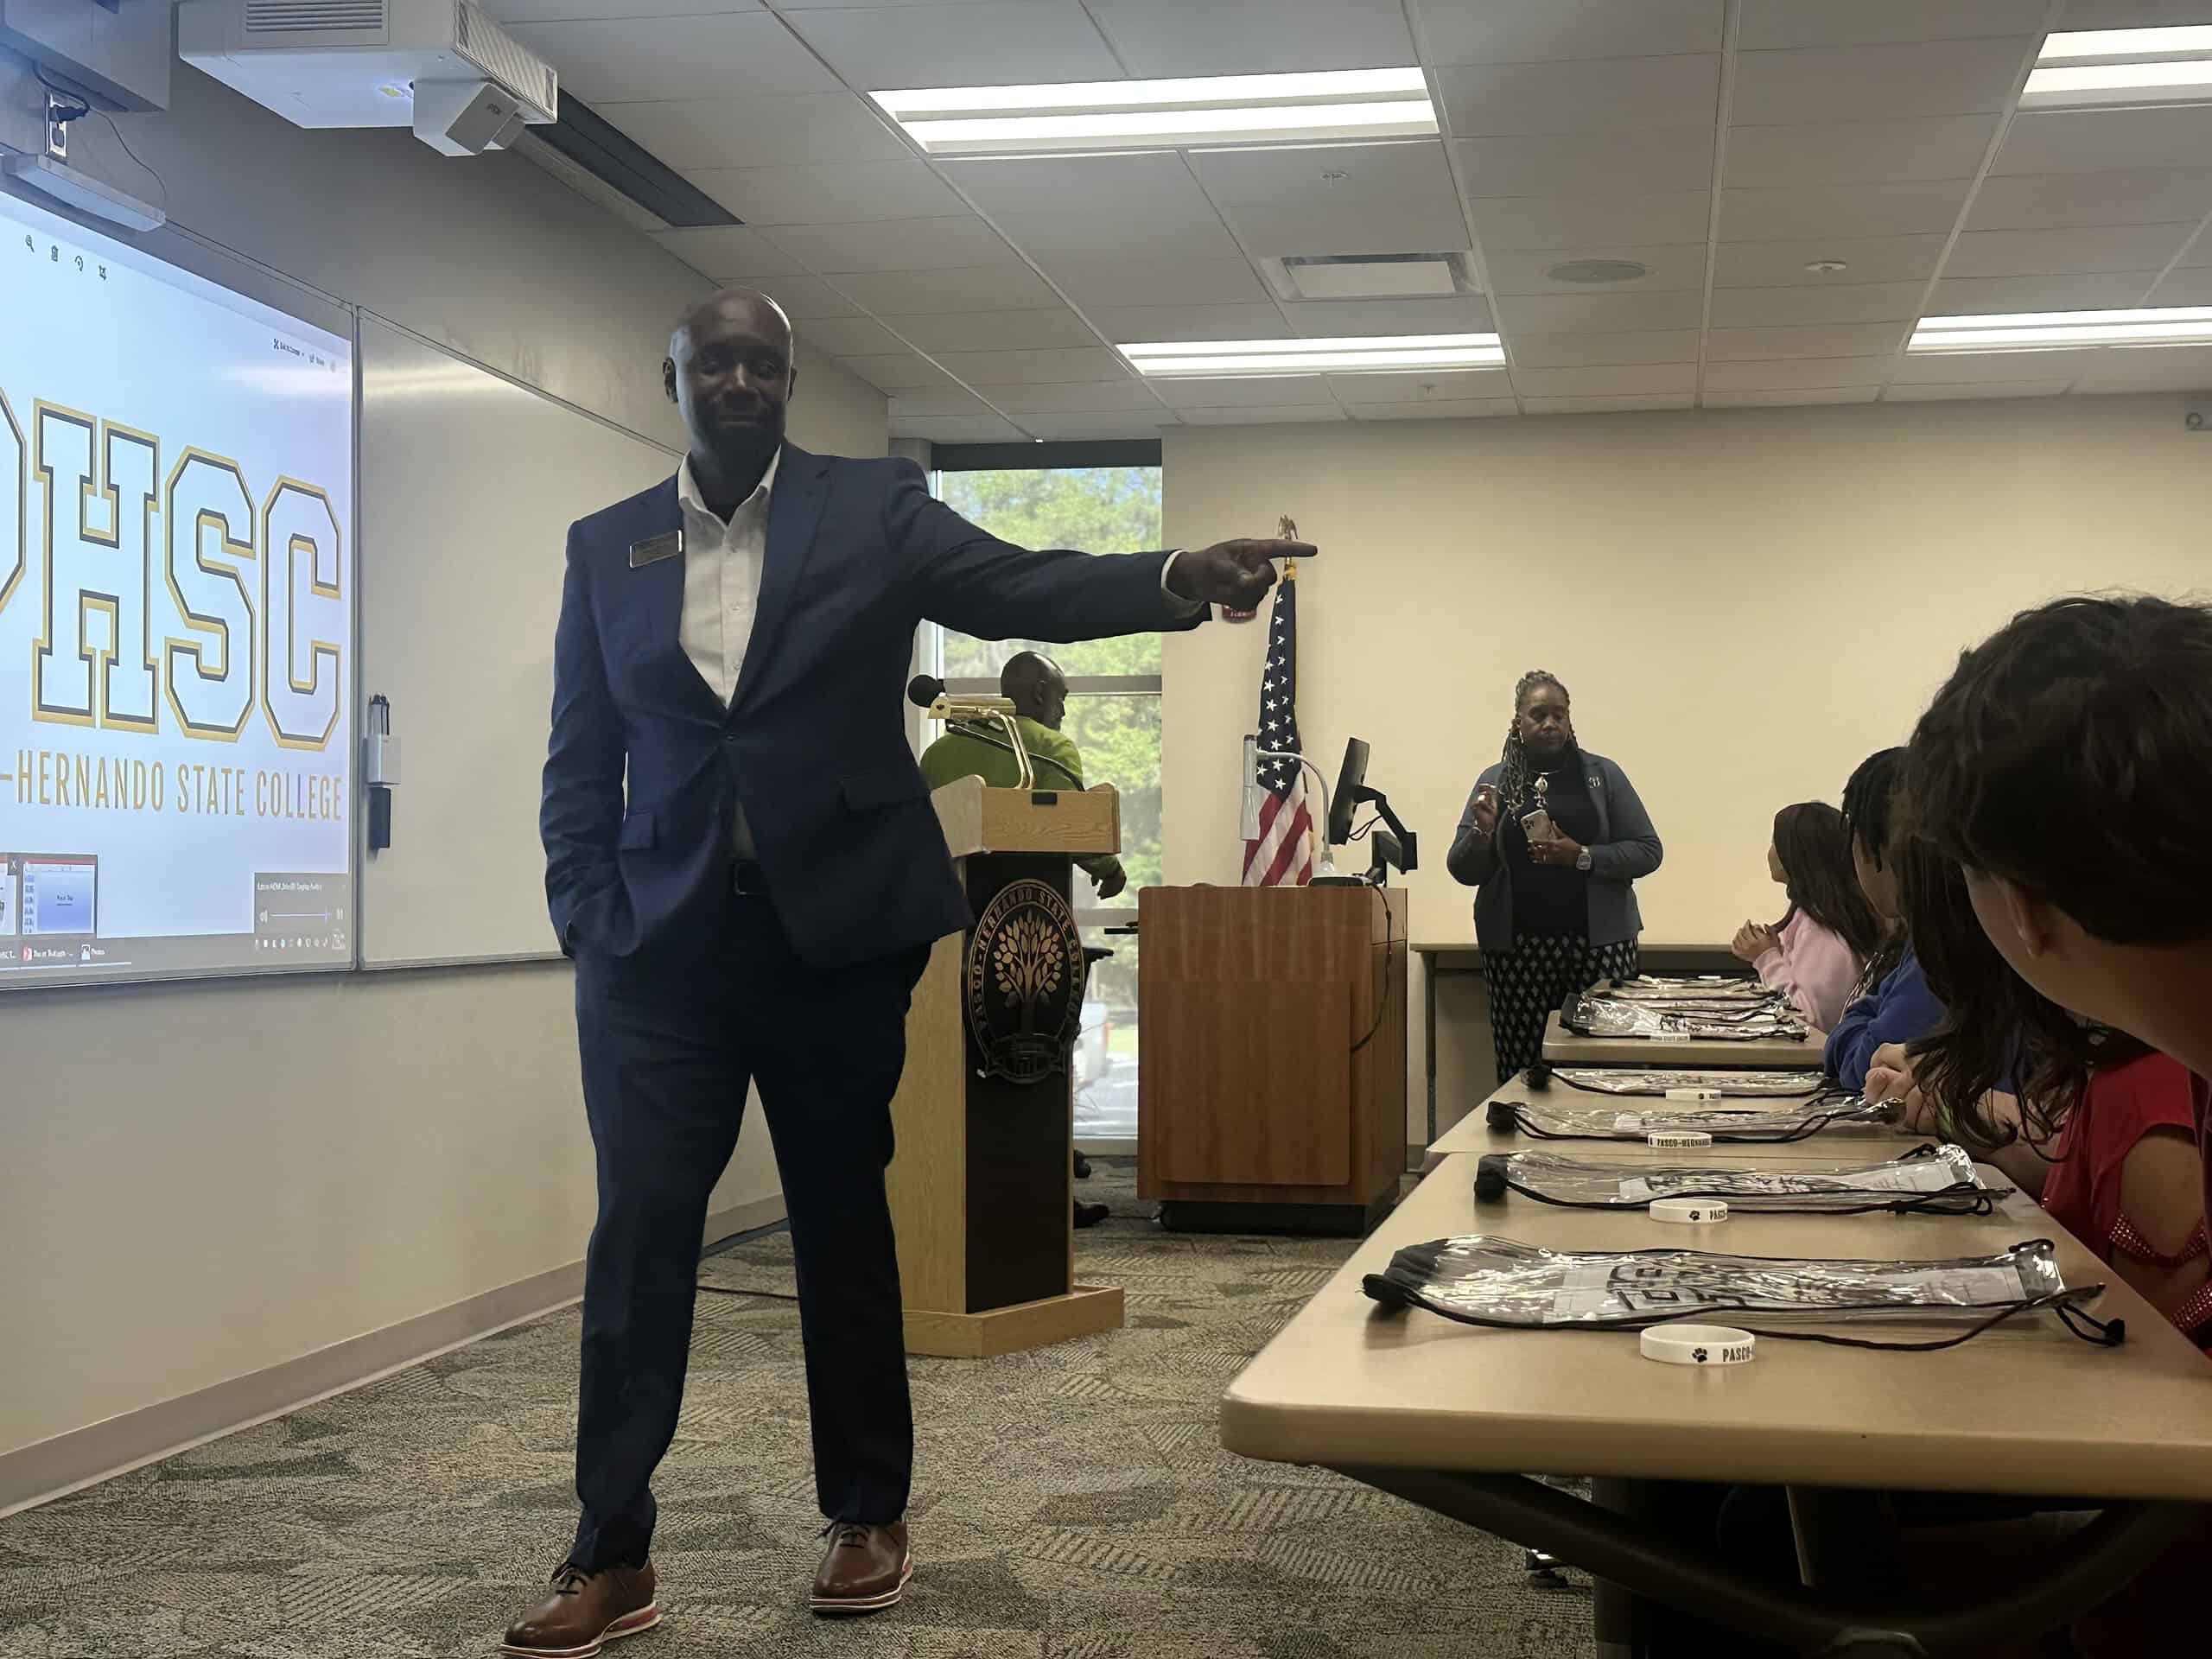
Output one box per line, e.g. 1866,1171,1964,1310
965,878,1084,1084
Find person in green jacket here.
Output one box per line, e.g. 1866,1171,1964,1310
918,652,1128,900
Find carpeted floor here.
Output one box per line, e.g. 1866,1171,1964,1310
0,1160,1593,1659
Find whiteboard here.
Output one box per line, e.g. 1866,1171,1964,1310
358,316,677,968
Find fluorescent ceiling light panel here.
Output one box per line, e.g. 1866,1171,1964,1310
1123,334,1503,377
873,69,1436,156
2024,25,2212,108
1908,307,2212,352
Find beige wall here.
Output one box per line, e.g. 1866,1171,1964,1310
1160,392,2212,1140
0,61,887,1479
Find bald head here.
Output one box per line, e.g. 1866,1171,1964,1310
664,287,797,475
1001,652,1068,730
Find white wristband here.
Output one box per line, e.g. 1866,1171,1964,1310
1650,1197,1727,1224
1648,1130,1712,1148
1639,1324,1757,1366
1665,1087,1722,1102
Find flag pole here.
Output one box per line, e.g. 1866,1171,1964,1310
1283,558,1319,883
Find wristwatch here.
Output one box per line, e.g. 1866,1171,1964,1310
1574,847,1593,873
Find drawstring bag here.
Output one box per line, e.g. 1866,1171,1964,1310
1474,1142,2004,1217
1487,1090,1902,1144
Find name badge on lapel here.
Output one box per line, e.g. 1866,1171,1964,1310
629,529,683,569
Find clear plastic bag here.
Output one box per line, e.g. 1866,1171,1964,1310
1474,1143,1999,1214
1546,1067,1824,1097
1489,1093,1902,1142
1565,992,1808,1043
1363,1236,2073,1331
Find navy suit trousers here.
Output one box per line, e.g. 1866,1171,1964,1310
568,887,930,1570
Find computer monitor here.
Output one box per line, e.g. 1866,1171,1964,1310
1325,737,1370,846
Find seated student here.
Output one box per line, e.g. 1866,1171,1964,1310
1874,844,2209,1345
1821,748,1946,1092
1731,801,1881,1033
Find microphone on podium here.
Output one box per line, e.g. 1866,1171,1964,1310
908,674,1034,786
906,673,945,708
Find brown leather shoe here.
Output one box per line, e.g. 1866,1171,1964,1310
810,1521,912,1615
500,1560,661,1656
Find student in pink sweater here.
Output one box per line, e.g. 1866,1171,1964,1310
1731,802,1883,1033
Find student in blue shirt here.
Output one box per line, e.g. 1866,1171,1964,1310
1822,747,1946,1092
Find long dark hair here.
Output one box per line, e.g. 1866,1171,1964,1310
1770,803,1883,963
1497,669,1578,811
1840,747,1908,993
1898,834,2147,1153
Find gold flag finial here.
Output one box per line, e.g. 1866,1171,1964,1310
1278,514,1299,580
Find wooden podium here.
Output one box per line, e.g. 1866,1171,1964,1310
883,775,1127,1357
1137,884,1408,1234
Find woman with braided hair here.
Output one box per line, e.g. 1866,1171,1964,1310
1447,671,1663,1082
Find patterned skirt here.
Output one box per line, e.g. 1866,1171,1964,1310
1482,933,1642,1083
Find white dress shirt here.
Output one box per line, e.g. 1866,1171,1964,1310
677,450,779,708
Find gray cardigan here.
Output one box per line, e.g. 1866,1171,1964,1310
1446,752,1662,952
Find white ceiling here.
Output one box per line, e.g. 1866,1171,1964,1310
489,0,2212,440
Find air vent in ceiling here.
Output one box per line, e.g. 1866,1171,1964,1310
245,0,385,30
1262,252,1475,302
1544,258,1651,284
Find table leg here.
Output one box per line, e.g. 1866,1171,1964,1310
1423,960,1439,1150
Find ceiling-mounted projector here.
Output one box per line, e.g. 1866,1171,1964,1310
180,0,558,156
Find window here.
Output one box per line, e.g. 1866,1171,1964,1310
916,457,1161,1141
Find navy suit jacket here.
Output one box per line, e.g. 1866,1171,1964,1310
541,443,1201,970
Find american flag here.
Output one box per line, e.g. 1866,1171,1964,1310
1243,566,1312,887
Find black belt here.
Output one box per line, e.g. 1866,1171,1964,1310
732,859,768,897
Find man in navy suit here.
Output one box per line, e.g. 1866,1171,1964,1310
506,289,1307,1655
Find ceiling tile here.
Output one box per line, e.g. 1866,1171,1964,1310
1702,357,1896,391
690,161,965,226
1701,386,1880,405
1523,392,1695,411
1192,142,1470,257
1452,129,1714,196
2181,233,2212,268
1889,349,2101,383
2056,0,2212,23
1177,405,1348,424
793,315,910,355
1015,411,1177,439
928,347,1130,385
2152,268,2212,304
941,153,1206,218
988,379,1167,412
1086,0,1415,75
1719,181,1973,242
1351,399,1521,419
594,94,906,169
762,218,1018,273
1046,258,1272,308
2071,344,2212,392
1485,244,1709,294
1943,223,2198,278
1511,362,1698,396
1325,368,1514,402
1414,0,1721,64
890,413,1032,442
1091,303,1293,343
1155,376,1333,408
1704,322,1911,359
1281,296,1497,334
829,264,1065,314
1992,107,2212,176
887,388,993,417
1713,234,1948,287
1883,380,2070,400
1728,38,2031,127
1736,0,2050,49
1508,329,1700,366
780,0,1065,6
894,309,1102,351
482,0,762,19
505,13,838,101
1494,289,1706,331
1434,55,1721,137
990,210,1246,264
780,2,1122,90
1722,115,2000,188
842,353,962,390
1707,281,1929,325
1470,192,1711,250
1925,271,2166,313
1967,170,2212,232
652,226,807,280
751,276,863,319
